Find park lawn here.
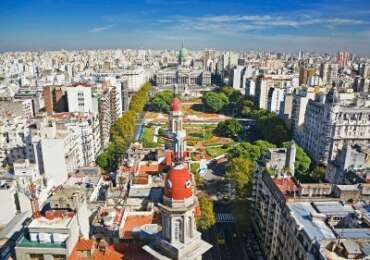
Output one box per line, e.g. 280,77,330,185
205,146,228,157
186,128,214,143
140,126,157,148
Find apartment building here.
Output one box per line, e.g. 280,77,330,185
298,89,370,165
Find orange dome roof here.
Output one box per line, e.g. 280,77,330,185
164,164,193,200
171,97,181,112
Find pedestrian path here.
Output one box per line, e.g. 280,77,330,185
216,213,235,223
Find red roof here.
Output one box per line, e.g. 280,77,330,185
138,163,159,175
44,210,75,220
171,97,181,112
164,164,193,200
121,213,160,239
70,240,124,260
272,176,299,196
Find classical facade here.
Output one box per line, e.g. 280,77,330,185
298,89,370,165
156,68,211,88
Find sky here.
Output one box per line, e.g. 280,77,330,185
0,0,370,55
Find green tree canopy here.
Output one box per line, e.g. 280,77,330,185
214,119,243,139
283,141,311,177
226,157,255,198
228,142,261,161
96,82,152,172
202,92,229,112
256,114,290,145
148,90,173,113
254,140,276,157
312,166,326,182
196,193,216,230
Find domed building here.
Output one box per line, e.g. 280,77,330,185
143,97,212,259
177,42,188,66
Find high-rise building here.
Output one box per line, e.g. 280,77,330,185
251,169,370,260
66,85,95,114
320,63,338,85
232,66,246,94
337,51,352,69
40,121,83,186
298,89,370,165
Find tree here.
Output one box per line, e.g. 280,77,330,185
228,142,261,161
96,81,152,172
226,157,255,198
148,90,173,113
196,193,216,230
151,96,170,112
214,119,242,139
312,166,326,182
202,92,229,112
220,86,235,97
283,141,311,177
254,140,276,157
256,114,290,145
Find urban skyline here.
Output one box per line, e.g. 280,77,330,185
1,0,370,54
2,1,370,260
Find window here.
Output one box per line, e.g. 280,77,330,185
53,255,66,260
30,254,44,260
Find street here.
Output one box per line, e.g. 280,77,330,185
199,161,264,260
202,202,250,260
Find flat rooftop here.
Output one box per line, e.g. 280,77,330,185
28,213,75,229
313,201,355,216
288,202,336,241
121,213,160,239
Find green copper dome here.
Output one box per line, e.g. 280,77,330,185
177,43,188,64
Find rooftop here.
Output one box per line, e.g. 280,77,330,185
272,176,299,196
28,212,75,229
288,202,336,241
313,201,355,216
121,213,160,239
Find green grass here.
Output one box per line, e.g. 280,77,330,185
141,126,157,148
205,146,227,157
186,128,214,143
190,162,200,174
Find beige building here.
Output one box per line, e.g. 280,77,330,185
252,171,370,260
15,211,80,260
298,89,370,165
156,67,211,88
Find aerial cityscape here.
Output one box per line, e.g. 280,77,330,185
1,0,370,260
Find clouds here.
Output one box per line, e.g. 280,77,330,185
1,0,370,54
90,24,115,33
160,14,368,35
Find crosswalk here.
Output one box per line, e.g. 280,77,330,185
216,213,235,223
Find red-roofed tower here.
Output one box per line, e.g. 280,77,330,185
168,97,186,161
143,96,212,259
